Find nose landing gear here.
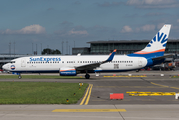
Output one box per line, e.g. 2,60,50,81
18,75,22,79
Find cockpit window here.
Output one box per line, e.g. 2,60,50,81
10,61,15,63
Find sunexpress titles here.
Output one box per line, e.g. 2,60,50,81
30,57,61,62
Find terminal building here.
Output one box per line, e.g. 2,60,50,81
72,39,179,69
72,39,179,55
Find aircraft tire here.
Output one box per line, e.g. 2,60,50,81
85,74,90,79
18,75,22,79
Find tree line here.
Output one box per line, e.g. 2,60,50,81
41,48,61,55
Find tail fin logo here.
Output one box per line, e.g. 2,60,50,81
128,24,171,57
147,32,168,48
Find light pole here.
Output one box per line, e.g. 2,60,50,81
62,41,64,55
9,42,11,58
14,42,15,57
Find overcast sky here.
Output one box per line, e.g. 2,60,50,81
1,0,179,55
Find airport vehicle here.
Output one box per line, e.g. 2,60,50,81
2,24,171,79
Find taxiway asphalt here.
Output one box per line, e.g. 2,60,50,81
1,71,179,120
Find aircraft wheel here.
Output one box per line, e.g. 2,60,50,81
18,75,22,79
85,74,90,79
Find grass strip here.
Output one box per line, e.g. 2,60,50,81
0,75,83,79
172,76,179,78
0,82,88,104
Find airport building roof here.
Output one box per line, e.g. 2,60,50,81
87,39,179,44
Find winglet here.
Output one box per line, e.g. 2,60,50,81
106,49,117,62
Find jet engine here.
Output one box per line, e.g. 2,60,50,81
59,67,77,76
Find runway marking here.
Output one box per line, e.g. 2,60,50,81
127,91,178,96
80,84,93,105
104,75,146,77
52,109,126,112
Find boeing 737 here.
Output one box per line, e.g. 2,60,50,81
2,24,171,79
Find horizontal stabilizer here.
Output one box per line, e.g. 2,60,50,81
152,54,173,60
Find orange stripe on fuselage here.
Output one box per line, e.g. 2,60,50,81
134,49,165,54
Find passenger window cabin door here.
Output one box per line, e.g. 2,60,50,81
138,58,142,67
21,59,26,67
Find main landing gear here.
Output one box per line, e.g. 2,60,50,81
85,73,90,79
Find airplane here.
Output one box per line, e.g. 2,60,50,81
2,24,172,79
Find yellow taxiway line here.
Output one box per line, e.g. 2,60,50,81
150,82,179,90
52,109,126,112
85,84,93,105
80,84,93,105
127,91,178,96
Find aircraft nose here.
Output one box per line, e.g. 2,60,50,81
2,64,8,70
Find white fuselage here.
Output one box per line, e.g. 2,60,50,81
3,55,148,73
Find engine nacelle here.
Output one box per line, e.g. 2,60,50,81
60,67,77,76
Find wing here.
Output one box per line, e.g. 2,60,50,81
76,49,117,71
